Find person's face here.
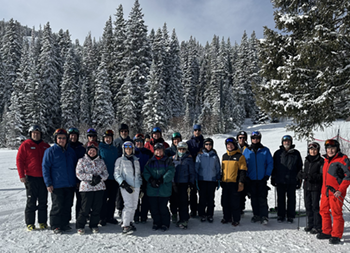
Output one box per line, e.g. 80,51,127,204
57,134,67,147
88,135,97,142
309,148,318,156
125,147,133,155
204,142,213,151
283,140,291,150
154,148,164,157
326,147,337,157
153,132,161,140
173,138,181,146
31,130,41,141
194,129,201,137
251,137,260,144
104,136,112,145
69,133,78,143
120,129,129,139
227,142,234,151
178,148,186,154
237,135,246,146
135,140,144,148
88,148,97,157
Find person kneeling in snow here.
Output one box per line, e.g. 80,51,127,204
114,141,142,235
317,139,350,245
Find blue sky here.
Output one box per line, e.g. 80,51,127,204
1,0,276,44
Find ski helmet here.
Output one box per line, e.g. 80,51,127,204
152,127,162,134
86,141,99,151
251,131,262,140
177,142,188,150
325,139,340,152
236,131,247,140
103,129,114,138
28,125,42,139
225,137,237,146
53,128,67,143
119,124,129,134
308,142,320,152
154,142,165,151
203,138,214,147
67,128,79,141
172,132,182,141
281,135,293,145
87,128,97,137
134,133,145,143
122,141,135,156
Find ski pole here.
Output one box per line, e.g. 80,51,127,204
297,188,301,230
326,185,350,212
274,187,277,211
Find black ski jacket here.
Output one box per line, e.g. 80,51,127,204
301,154,323,191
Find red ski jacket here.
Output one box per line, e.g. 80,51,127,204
16,139,50,178
321,152,350,196
144,138,170,153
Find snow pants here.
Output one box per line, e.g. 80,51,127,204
120,187,140,227
250,179,269,218
221,182,241,222
198,181,217,217
277,183,296,219
25,176,48,225
75,182,81,220
149,196,170,227
50,187,74,230
76,190,104,229
170,183,190,222
320,194,344,238
100,179,119,221
189,186,198,216
304,190,322,230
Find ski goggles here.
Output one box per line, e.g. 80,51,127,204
325,139,338,147
251,131,261,139
282,135,292,141
123,143,133,149
308,143,319,150
172,132,181,139
225,138,236,145
54,128,67,136
68,127,79,135
152,127,161,133
29,125,42,132
87,141,99,149
87,128,97,136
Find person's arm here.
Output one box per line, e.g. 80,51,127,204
16,143,27,182
114,158,124,185
42,148,53,192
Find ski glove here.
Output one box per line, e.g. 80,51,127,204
156,177,164,185
238,182,244,192
297,171,307,180
149,177,159,188
90,175,101,186
120,180,133,194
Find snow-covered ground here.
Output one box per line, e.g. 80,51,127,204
1,119,350,252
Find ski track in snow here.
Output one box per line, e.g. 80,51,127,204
1,121,350,252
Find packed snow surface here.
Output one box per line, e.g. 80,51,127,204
1,120,350,252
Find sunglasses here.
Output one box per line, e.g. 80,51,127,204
194,129,201,132
238,137,246,140
204,143,213,146
134,139,143,143
57,137,66,140
251,137,260,140
120,130,128,133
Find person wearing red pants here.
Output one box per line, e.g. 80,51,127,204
317,139,350,244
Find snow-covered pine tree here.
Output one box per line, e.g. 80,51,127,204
37,22,61,137
79,77,91,127
0,18,22,117
259,0,350,139
167,29,184,118
123,0,152,132
142,29,169,132
91,60,115,129
61,47,79,129
113,5,128,121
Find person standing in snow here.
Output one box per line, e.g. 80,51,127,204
114,141,142,234
113,123,133,216
221,137,247,226
42,128,77,234
99,129,121,226
195,138,221,223
243,131,273,225
297,142,323,234
16,125,50,231
67,127,86,220
272,135,302,224
236,131,249,215
133,133,153,224
143,143,175,232
75,141,109,235
316,139,350,245
144,127,170,153
170,142,195,229
186,124,204,218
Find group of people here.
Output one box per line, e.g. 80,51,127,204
16,124,350,245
